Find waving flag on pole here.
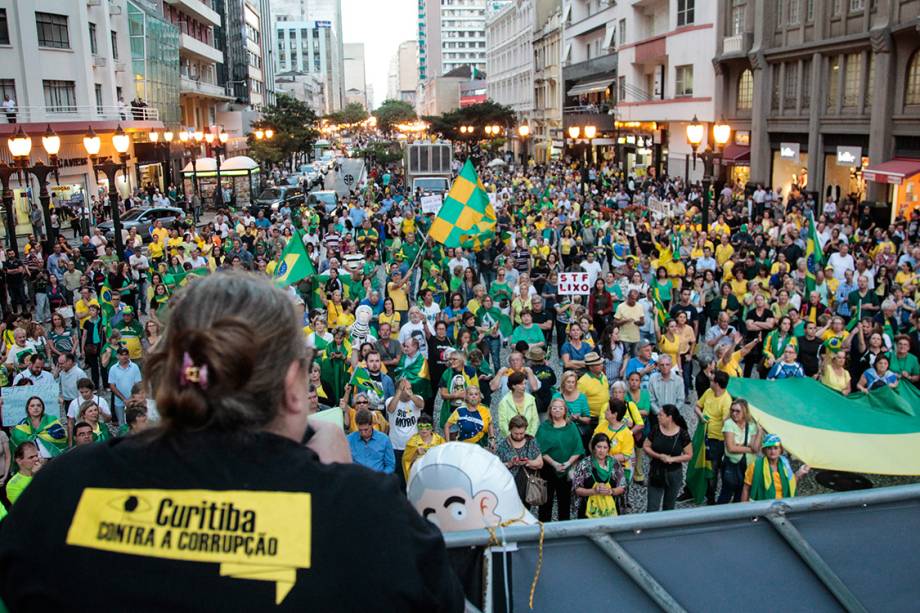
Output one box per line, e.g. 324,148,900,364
274,230,316,287
428,159,496,251
685,420,713,504
805,211,824,294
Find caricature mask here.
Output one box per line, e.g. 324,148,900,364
354,305,373,327
407,443,536,532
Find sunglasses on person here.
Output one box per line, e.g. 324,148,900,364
355,399,369,405
417,424,433,432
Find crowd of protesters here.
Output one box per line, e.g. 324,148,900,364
1,136,919,521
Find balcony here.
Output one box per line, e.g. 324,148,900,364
165,0,221,27
634,35,666,64
563,107,615,132
180,33,224,64
181,76,233,99
721,33,752,57
562,52,617,82
0,104,160,126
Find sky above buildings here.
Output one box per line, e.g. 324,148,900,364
341,0,416,109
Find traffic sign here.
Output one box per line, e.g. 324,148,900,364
344,174,355,186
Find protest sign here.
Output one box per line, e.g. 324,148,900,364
647,197,674,219
558,272,591,295
1,384,59,426
421,194,443,215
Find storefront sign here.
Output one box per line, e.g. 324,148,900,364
836,146,861,168
558,272,590,295
734,131,751,146
59,157,90,168
779,142,800,163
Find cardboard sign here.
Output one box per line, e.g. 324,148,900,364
647,197,674,219
558,272,591,295
420,194,443,215
2,384,60,426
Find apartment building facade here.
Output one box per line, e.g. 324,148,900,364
532,3,563,162
274,20,340,114
714,0,920,221
419,0,488,84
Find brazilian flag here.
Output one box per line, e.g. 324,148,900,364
274,230,316,288
652,287,668,330
685,420,713,504
99,283,114,318
164,267,209,289
805,211,824,294
428,159,496,251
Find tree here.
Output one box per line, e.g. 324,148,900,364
373,99,417,134
357,140,403,165
248,93,319,168
423,100,517,140
342,102,370,124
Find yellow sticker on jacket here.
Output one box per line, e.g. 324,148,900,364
66,488,311,604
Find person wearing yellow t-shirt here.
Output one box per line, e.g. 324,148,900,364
150,220,169,246
715,235,734,268
695,371,732,505
577,353,609,419
593,398,635,481
742,434,810,502
74,287,99,328
386,270,410,315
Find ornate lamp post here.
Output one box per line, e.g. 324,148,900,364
517,124,530,166
210,128,229,207
686,115,731,233
8,125,62,254
83,124,131,260
253,127,274,191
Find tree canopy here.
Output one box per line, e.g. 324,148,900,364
373,99,417,134
423,100,517,140
248,93,319,166
326,102,370,125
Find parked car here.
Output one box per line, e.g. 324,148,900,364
308,190,338,215
254,185,305,211
98,206,185,242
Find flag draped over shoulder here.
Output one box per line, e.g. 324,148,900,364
274,230,316,287
805,212,824,294
396,352,431,397
428,159,496,251
652,287,668,330
685,420,713,504
164,267,210,289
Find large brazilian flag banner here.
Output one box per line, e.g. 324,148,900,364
728,378,920,475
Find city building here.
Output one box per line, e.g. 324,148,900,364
418,0,488,84
0,0,168,231
387,40,419,105
417,65,482,116
532,2,563,162
271,0,344,110
343,42,368,109
274,70,326,113
273,20,340,114
561,0,619,169
613,0,719,180
215,0,268,108
714,0,920,222
485,0,536,161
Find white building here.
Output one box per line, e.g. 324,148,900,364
387,40,419,105
485,0,535,115
613,0,717,180
418,0,487,83
274,71,326,114
532,3,563,162
274,20,340,114
343,42,368,109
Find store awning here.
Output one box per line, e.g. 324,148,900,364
721,144,750,166
567,77,615,97
862,158,920,185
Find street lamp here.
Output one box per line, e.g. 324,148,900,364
2,125,63,255
83,124,131,260
211,128,230,208
686,115,732,233
568,125,596,194
148,129,175,192
252,127,274,191
180,128,205,199
517,124,530,166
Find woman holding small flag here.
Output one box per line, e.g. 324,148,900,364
742,434,810,502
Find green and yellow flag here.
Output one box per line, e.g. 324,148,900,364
274,230,316,287
685,420,713,504
428,159,496,251
805,211,824,294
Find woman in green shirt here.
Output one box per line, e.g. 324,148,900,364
78,400,113,443
553,370,592,447
651,267,673,309
488,268,513,309
536,398,584,521
508,310,546,351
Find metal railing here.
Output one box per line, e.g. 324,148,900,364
0,105,160,123
723,34,744,54
623,82,652,102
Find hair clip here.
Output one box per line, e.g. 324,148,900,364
180,352,209,389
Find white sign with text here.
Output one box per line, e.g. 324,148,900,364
558,272,591,295
420,194,443,215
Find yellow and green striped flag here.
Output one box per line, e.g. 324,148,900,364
428,159,496,251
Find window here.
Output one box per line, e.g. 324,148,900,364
907,52,920,105
806,0,815,21
787,0,800,24
776,0,782,26
801,58,811,108
95,83,103,114
827,56,840,111
771,63,781,111
0,9,9,45
618,19,626,44
89,23,97,55
0,79,15,103
36,12,70,49
866,53,875,107
849,0,865,11
42,80,77,112
675,64,693,97
110,30,118,60
731,4,745,36
618,76,626,101
843,52,860,107
737,69,753,110
677,0,695,26
832,0,842,15
784,62,798,109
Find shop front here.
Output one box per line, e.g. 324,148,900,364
862,158,920,224
822,145,869,205
614,121,661,178
722,131,751,189
770,136,809,201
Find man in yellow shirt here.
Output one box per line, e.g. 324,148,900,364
577,352,609,421
715,234,734,268
695,371,732,505
150,220,169,246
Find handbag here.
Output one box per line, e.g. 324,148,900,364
524,468,548,507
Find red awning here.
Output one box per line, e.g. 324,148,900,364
721,144,750,166
862,158,920,185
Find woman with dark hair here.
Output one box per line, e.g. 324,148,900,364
10,396,67,460
571,433,626,518
0,272,464,611
496,414,543,504
643,404,692,511
588,278,615,339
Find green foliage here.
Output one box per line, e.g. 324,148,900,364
373,99,417,134
248,93,319,165
423,100,517,139
357,140,403,165
326,102,369,126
